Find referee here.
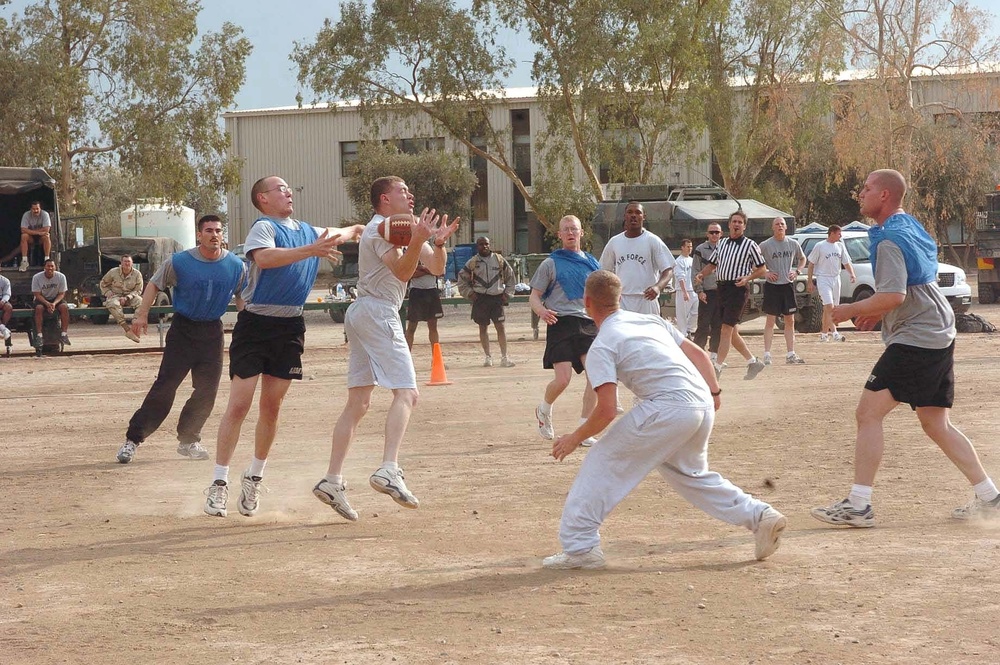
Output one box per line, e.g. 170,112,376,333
694,210,768,380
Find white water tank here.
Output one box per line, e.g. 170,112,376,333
120,200,196,249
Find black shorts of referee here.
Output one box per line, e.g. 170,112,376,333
762,282,798,317
543,315,597,374
865,342,955,410
406,287,443,322
717,281,749,327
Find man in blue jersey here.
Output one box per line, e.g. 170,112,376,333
204,176,364,518
116,215,247,464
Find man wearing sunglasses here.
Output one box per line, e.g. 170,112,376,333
692,223,723,364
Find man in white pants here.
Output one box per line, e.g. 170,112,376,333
807,225,856,341
542,270,787,569
599,201,674,315
672,238,697,336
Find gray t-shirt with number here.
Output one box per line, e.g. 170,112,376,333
759,237,805,285
876,240,955,349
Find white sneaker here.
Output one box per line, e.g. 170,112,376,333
313,478,359,521
786,352,805,364
832,333,846,342
754,507,788,560
763,353,772,366
18,257,28,272
500,356,515,367
0,324,10,340
116,440,137,464
535,406,554,440
177,442,210,460
580,436,597,448
819,333,829,342
369,466,419,508
542,546,606,570
204,480,228,517
483,356,493,367
237,470,263,517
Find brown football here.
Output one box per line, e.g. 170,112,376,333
377,214,415,246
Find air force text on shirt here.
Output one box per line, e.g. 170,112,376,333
614,253,648,268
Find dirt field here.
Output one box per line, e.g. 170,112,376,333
3,297,1000,664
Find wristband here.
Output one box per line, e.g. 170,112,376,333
434,239,447,248
710,389,722,396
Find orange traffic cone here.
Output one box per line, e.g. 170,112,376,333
426,342,453,386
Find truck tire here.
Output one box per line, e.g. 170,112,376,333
979,283,996,305
329,307,345,323
148,291,171,324
795,299,824,334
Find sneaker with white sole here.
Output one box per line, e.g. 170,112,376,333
951,494,1000,520
238,470,262,517
786,352,805,364
60,332,71,346
744,358,766,380
18,257,28,272
0,324,10,340
500,356,515,367
811,498,875,527
177,442,210,460
763,353,772,366
819,333,829,342
542,546,606,570
116,440,138,464
313,479,359,521
833,333,846,342
483,356,493,367
581,436,596,448
754,507,788,560
536,406,554,440
369,467,419,508
204,480,228,517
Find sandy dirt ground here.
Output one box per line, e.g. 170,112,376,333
3,294,1000,664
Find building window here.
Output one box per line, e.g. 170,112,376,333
470,137,489,232
396,137,445,154
340,141,358,176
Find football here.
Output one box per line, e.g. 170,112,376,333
377,214,416,246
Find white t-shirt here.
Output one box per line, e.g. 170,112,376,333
808,239,851,277
599,230,675,296
673,255,694,293
357,215,408,308
585,309,712,407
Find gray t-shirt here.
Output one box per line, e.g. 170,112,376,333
32,270,68,300
21,210,51,230
759,237,805,285
876,240,955,349
357,216,408,308
529,255,590,319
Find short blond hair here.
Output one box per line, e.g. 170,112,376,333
585,270,621,311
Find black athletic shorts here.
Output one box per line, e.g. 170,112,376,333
543,315,597,374
228,310,306,381
406,287,443,322
471,293,505,325
717,281,749,327
865,342,955,410
762,282,798,316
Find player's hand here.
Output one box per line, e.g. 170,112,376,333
131,316,148,338
432,213,460,246
683,292,690,302
698,292,707,303
735,276,749,287
552,434,580,461
766,271,778,282
852,314,881,331
849,274,856,283
312,229,345,262
807,281,815,292
694,273,704,284
539,308,558,325
643,285,660,300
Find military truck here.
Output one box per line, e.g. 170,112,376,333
590,184,824,332
0,166,182,322
975,189,1000,304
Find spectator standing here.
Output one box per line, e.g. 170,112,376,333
692,223,723,363
807,224,856,341
457,236,516,367
673,239,698,337
404,259,444,350
101,255,145,343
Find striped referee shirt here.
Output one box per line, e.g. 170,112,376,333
707,235,766,281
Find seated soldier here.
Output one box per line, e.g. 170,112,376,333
33,259,71,347
20,201,52,272
101,255,144,342
0,273,12,340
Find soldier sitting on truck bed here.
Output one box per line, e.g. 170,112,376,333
20,201,52,272
32,259,70,347
101,255,144,343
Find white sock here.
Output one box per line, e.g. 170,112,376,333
381,460,399,471
763,351,772,359
974,478,1000,502
248,457,266,479
747,356,757,365
786,351,796,358
324,473,343,486
848,484,872,509
213,464,229,484
539,400,552,415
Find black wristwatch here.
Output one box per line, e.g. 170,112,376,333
711,389,722,396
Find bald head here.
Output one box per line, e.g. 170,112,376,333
859,169,908,223
870,169,907,205
585,270,622,323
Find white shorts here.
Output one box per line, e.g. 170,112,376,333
620,294,660,316
816,275,841,306
344,297,417,390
